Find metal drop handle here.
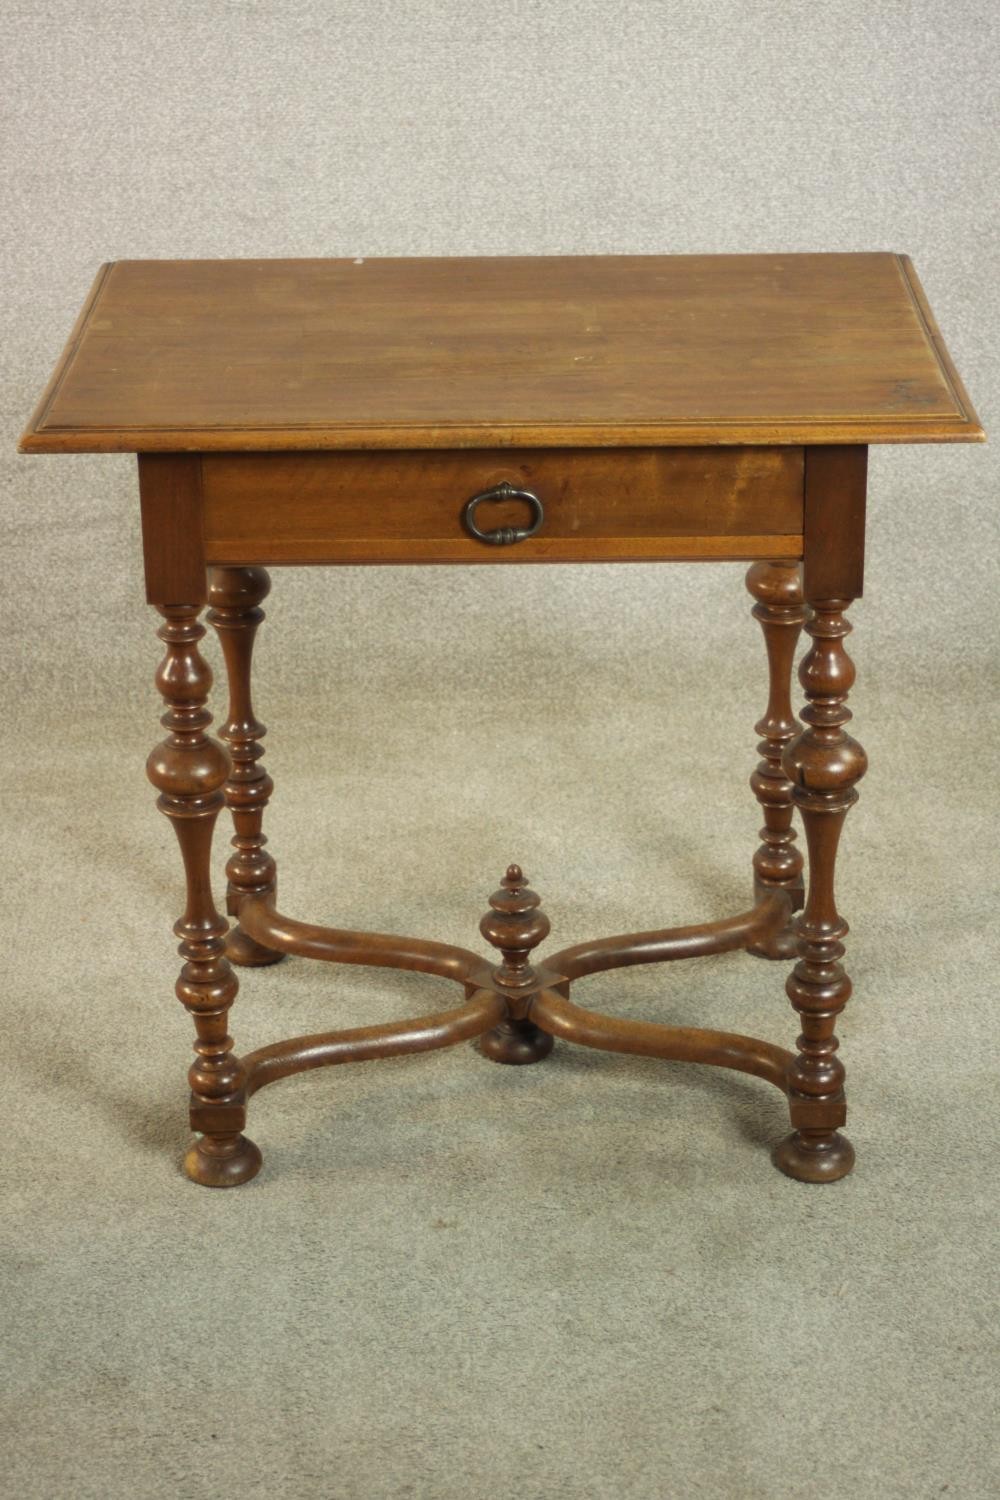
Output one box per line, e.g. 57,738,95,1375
461,481,545,546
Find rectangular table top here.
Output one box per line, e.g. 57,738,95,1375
20,253,982,453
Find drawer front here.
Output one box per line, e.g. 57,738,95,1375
200,447,804,565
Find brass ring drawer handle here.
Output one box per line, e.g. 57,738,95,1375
461,482,545,545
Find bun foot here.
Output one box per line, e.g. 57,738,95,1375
184,1134,263,1187
477,1020,554,1066
747,923,800,961
748,886,802,960
772,1130,855,1183
226,924,285,967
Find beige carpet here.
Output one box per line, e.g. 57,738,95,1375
3,4,998,1497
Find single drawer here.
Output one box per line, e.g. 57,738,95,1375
200,447,804,565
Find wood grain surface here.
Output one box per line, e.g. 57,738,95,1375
200,446,804,565
20,253,982,452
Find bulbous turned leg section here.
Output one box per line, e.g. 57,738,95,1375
148,602,262,1187
207,567,283,968
476,865,554,1065
774,596,867,1183
745,561,806,959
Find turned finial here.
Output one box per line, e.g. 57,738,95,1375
480,865,550,989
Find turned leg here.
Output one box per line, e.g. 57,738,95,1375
745,560,806,958
477,865,554,1064
147,603,262,1187
774,596,867,1182
207,567,283,967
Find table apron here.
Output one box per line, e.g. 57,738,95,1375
198,446,804,566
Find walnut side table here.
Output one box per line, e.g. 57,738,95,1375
20,254,983,1187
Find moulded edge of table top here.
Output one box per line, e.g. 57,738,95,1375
18,253,985,454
